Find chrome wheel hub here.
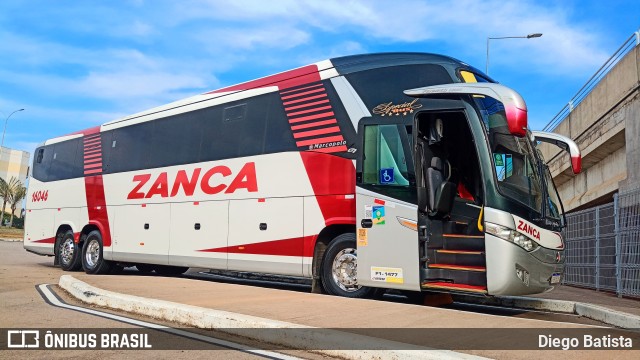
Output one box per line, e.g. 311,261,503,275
331,248,360,292
60,238,74,265
85,239,100,268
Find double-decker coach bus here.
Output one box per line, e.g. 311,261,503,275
24,53,581,297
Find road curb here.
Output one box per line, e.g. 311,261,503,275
59,275,485,360
453,294,640,329
0,237,23,242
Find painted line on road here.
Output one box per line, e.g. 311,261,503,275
36,284,302,360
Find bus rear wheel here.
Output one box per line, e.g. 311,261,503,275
57,230,82,271
321,233,376,298
81,230,113,274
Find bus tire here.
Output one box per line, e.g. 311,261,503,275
81,230,113,275
57,230,82,271
154,265,188,276
321,233,376,298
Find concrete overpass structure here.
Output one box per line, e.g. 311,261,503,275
539,33,640,212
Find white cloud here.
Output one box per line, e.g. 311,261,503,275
170,0,609,74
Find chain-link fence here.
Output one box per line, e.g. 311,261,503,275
562,187,640,298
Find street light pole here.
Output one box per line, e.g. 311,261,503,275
486,33,542,75
1,108,24,150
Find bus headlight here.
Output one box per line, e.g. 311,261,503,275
485,222,539,252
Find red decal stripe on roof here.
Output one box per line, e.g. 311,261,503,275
206,64,321,94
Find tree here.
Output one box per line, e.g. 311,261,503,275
9,185,27,227
0,177,20,226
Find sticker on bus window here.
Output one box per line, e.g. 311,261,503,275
372,206,385,225
379,168,394,184
494,153,513,181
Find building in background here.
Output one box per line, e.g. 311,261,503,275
0,146,31,217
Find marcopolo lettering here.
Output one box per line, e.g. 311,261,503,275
127,162,258,199
517,220,541,240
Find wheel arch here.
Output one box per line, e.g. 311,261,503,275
311,224,355,283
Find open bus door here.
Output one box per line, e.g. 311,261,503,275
355,118,422,291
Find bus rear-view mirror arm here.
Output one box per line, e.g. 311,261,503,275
404,83,528,137
531,131,582,174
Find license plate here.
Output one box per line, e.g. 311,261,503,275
550,273,561,284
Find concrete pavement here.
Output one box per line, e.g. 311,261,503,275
60,272,640,360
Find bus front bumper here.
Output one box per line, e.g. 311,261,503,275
484,233,565,296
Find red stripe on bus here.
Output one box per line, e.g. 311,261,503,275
280,87,325,100
84,162,102,169
286,105,332,117
84,175,112,247
84,153,102,160
207,64,321,93
293,126,341,139
283,99,329,111
84,169,102,175
290,119,337,131
279,82,323,95
32,237,55,244
282,93,327,106
197,235,316,257
288,111,335,124
299,152,356,227
84,148,102,156
296,135,344,147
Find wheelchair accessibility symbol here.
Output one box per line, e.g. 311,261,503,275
379,168,394,184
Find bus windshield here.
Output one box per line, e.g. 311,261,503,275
475,96,544,215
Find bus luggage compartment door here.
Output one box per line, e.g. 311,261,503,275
355,188,420,291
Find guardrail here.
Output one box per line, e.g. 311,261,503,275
542,30,640,132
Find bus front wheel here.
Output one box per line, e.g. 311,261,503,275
81,230,113,275
321,233,376,298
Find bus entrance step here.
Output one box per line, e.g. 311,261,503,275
428,264,486,272
421,281,487,294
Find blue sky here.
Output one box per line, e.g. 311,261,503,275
0,0,638,159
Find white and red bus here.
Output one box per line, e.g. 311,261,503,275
24,53,581,297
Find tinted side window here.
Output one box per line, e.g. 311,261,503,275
32,146,52,181
107,122,152,173
48,139,82,181
147,110,204,169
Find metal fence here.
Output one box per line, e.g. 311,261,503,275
562,187,640,298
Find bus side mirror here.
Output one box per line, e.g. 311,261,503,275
404,83,528,137
531,131,582,174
